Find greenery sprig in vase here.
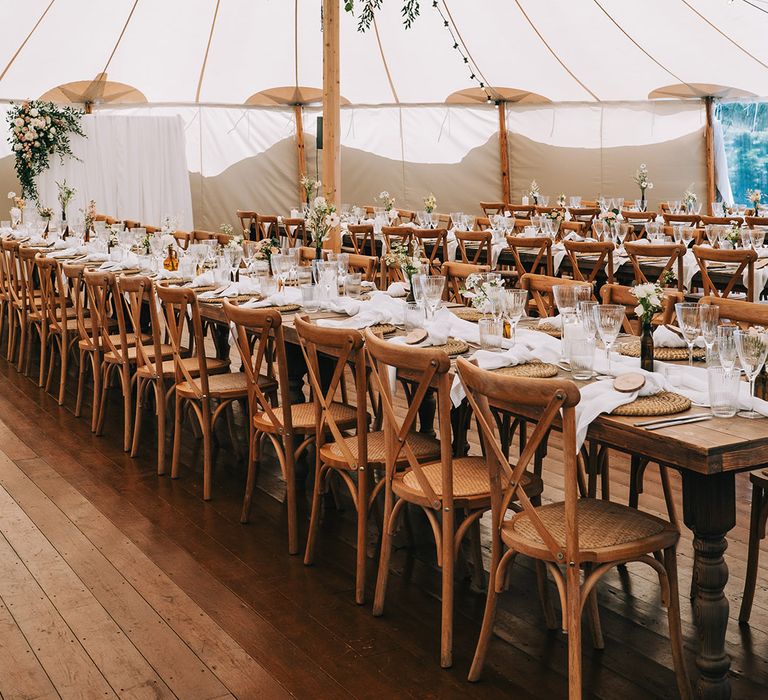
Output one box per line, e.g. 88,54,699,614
305,195,339,258
631,282,663,372
384,239,422,301
632,163,653,212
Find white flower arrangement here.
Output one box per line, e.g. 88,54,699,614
528,180,540,205
56,179,75,217
633,163,653,192
250,237,281,261
305,195,339,248
7,191,25,212
631,282,663,323
162,214,181,232
557,193,566,208
219,223,234,237
461,272,504,311
682,185,697,211
300,175,320,203
378,190,396,212
383,239,422,280
748,189,762,207
423,193,436,213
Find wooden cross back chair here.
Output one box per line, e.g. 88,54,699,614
480,201,506,217
457,359,691,699
237,210,258,240
298,246,329,265
563,239,615,293
663,213,701,227
172,230,191,250
256,215,280,242
395,209,416,225
411,228,449,275
519,274,590,318
623,240,686,293
36,256,80,405
441,261,490,305
18,246,47,384
380,227,413,287
0,238,10,357
556,220,585,243
745,216,768,229
1,240,27,371
506,236,553,280
120,276,230,475
568,207,599,229
346,224,377,256
509,204,535,219
155,286,248,503
700,215,743,227
454,230,492,265
363,329,535,668
694,297,768,625
475,216,492,231
282,217,308,247
346,253,378,282
692,244,757,302
600,283,682,336
192,229,231,246
223,302,341,553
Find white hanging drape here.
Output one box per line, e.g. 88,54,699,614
35,113,193,229
712,115,734,205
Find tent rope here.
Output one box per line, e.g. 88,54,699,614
196,0,222,103
513,0,600,101
0,0,58,84
98,0,141,83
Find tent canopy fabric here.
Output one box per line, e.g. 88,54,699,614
0,0,767,107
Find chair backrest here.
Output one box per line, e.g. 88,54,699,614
663,213,701,227
172,230,191,250
600,283,683,335
256,215,280,242
557,220,584,242
35,256,69,340
475,216,492,231
568,207,599,228
480,201,506,217
347,252,378,282
192,229,230,246
623,241,686,292
621,210,657,222
692,244,757,302
236,210,258,240
506,236,553,278
698,296,768,329
395,209,416,225
364,327,453,510
222,301,290,434
347,224,377,255
83,270,130,363
700,215,743,227
411,228,448,274
563,239,615,290
299,246,328,265
282,217,308,247
18,247,44,319
441,261,491,304
294,315,368,466
456,357,581,564
155,285,210,397
520,273,590,318
1,240,23,309
455,230,492,265
61,263,92,347
745,216,768,229
381,226,412,253
508,204,535,219
124,220,141,230
118,276,166,376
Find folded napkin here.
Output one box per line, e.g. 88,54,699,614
154,268,186,281
386,281,409,297
317,294,403,329
82,252,109,263
653,325,704,348
189,272,215,288
241,286,302,309
199,280,258,299
321,297,362,316
98,258,139,272
52,239,72,250
538,315,562,329
49,247,82,259
450,345,535,405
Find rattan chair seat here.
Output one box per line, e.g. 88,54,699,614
502,498,679,563
320,429,441,469
176,371,255,399
103,343,174,364
394,456,543,507
136,356,230,379
252,401,357,434
78,332,150,351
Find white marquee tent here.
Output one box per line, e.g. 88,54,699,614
0,0,765,228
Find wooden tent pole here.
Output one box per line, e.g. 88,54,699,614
705,96,715,215
294,104,306,203
322,0,341,251
498,101,511,204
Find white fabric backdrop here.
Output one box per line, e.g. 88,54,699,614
35,113,193,229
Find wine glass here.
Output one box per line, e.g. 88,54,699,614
704,225,718,247
593,304,624,372
271,253,291,289
735,329,768,419
675,302,701,366
422,275,445,321
503,289,527,343
553,284,592,316
699,305,720,366
717,325,737,371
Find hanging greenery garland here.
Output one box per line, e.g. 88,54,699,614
6,100,85,204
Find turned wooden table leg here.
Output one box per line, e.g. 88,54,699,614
211,322,232,361
682,470,736,700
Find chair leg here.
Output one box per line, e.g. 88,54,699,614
171,393,183,479
121,367,132,452
283,437,299,555
38,325,47,388
75,349,86,417
468,515,486,591
664,546,693,700
90,356,101,433
202,400,213,500
468,555,502,681
659,466,679,527
355,467,370,605
372,485,395,617
155,382,167,476
58,338,68,406
740,481,766,624
95,366,110,436
240,429,260,523
584,564,604,650
131,377,145,458
536,560,558,630
566,567,583,700
17,317,26,372
440,504,455,668
44,338,56,393
304,456,327,565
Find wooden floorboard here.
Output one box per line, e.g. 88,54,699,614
0,351,767,698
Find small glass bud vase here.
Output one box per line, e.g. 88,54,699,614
640,319,654,372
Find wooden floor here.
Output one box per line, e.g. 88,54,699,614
0,353,767,699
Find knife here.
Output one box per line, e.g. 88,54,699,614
637,414,713,430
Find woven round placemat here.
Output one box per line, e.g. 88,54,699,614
433,337,470,356
369,323,396,335
199,293,262,304
453,307,485,322
616,339,706,361
275,303,301,313
494,362,559,378
193,285,217,293
535,323,562,338
611,391,691,417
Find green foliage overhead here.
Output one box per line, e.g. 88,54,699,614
344,0,420,32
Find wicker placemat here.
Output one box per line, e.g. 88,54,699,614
453,307,485,322
192,285,217,293
535,323,562,338
116,268,142,276
493,362,559,378
433,337,470,356
616,339,706,361
611,391,691,417
369,323,396,335
199,293,262,304
274,303,301,313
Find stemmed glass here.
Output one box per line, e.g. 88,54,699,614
704,225,718,247
675,302,701,366
503,289,527,343
593,304,624,372
735,329,768,419
699,305,720,366
717,325,737,370
614,223,630,253
422,275,445,321
271,253,291,289
553,284,592,316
